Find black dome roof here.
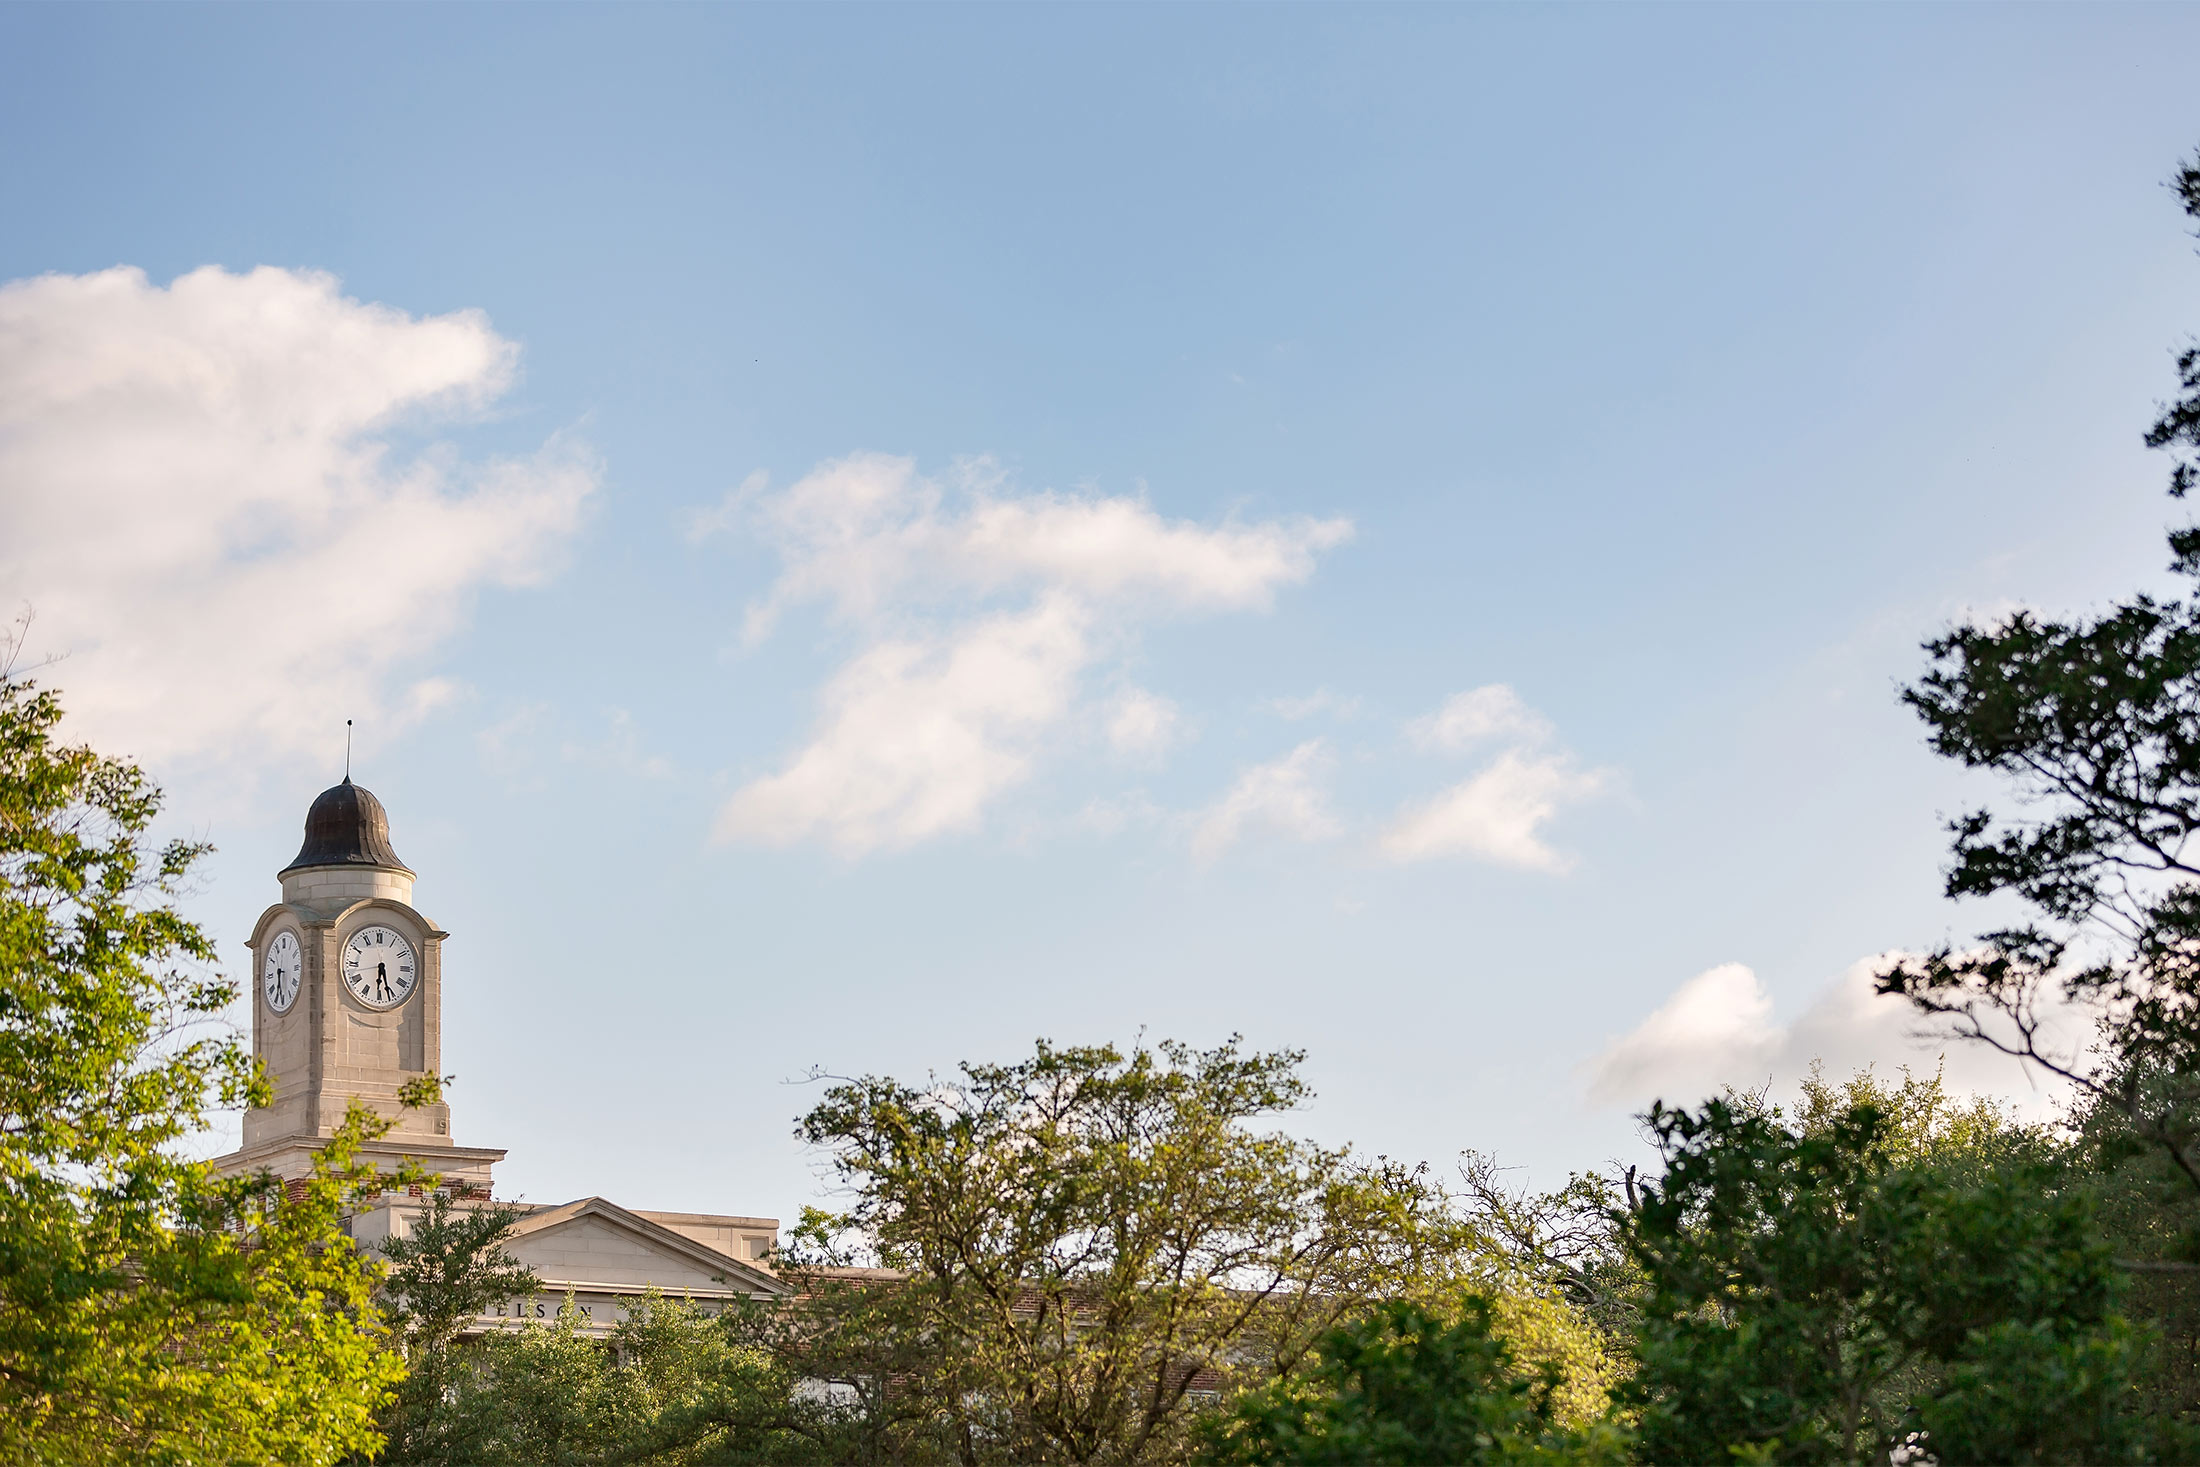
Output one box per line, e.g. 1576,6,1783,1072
280,778,412,876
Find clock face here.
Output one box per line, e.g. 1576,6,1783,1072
342,925,418,1009
262,930,302,1014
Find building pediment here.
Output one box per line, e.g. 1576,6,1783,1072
504,1196,790,1299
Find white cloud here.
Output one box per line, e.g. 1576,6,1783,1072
1589,963,1776,1105
0,265,594,770
684,468,769,543
1406,684,1551,752
1382,686,1611,871
705,453,1352,644
1586,956,2080,1115
1191,740,1341,864
710,455,1349,856
716,597,1088,854
1380,750,1609,871
1106,688,1183,760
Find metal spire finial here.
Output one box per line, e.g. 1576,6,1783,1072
345,720,353,782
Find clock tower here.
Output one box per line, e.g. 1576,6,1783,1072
215,779,503,1191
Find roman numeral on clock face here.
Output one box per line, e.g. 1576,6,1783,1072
263,929,303,1014
341,925,418,1009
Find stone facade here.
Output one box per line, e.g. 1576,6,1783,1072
348,1194,791,1335
235,888,453,1149
280,863,417,908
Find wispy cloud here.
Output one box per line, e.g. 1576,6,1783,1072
563,708,675,780
715,596,1088,854
477,702,551,780
1405,684,1552,752
1381,684,1612,872
1106,688,1185,761
704,455,1350,856
697,453,1351,644
1077,791,1164,838
1380,749,1610,871
1191,740,1341,864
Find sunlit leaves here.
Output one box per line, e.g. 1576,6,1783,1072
0,672,402,1464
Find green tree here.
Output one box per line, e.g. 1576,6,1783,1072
1872,145,2200,1433
2057,1076,2200,1429
1196,1299,1630,1467
1878,149,2200,1204
779,1036,1488,1466
1624,1089,2149,1465
406,1291,818,1466
456,1299,612,1463
0,662,406,1464
592,1294,821,1465
1453,1151,1641,1394
1789,1062,2056,1179
372,1191,539,1465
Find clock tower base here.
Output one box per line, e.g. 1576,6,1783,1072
216,1135,506,1196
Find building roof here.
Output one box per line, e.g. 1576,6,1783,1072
280,777,412,877
503,1196,792,1299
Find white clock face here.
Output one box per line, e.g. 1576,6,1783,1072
342,925,417,1009
262,930,302,1014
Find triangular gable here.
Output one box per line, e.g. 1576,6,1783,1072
503,1197,791,1298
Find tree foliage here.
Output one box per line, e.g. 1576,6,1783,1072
373,1192,540,1464
1625,1087,2149,1465
778,1037,1491,1466
1196,1299,1630,1466
1879,149,2200,1204
1454,1152,1640,1372
0,666,404,1465
377,1292,819,1467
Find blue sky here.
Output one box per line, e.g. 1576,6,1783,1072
3,4,2198,1224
